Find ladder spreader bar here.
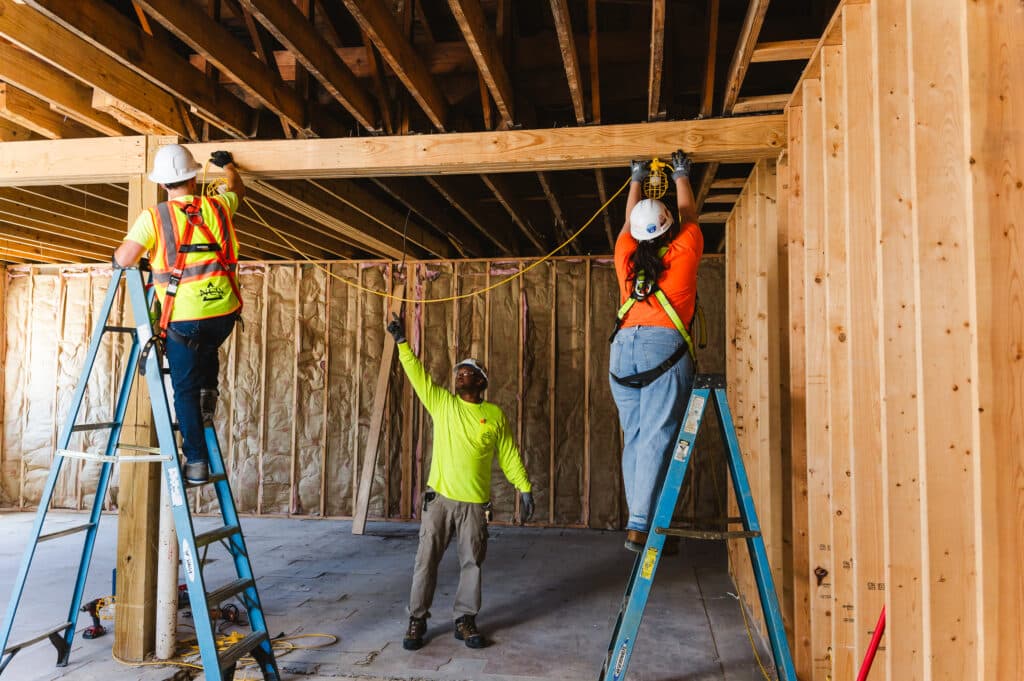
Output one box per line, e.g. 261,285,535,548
2,622,71,656
38,523,95,543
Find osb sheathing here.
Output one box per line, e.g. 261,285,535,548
1,256,726,529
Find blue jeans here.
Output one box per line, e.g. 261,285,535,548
609,326,695,532
165,314,236,464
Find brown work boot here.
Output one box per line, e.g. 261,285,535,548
200,389,218,425
403,616,426,651
625,530,648,552
454,614,485,649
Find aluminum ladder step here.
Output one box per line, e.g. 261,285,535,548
218,631,268,672
195,524,240,548
206,578,254,606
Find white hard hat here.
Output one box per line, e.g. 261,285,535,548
629,199,674,241
148,144,201,184
454,358,488,382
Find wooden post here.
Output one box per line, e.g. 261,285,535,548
113,135,169,661
352,281,406,534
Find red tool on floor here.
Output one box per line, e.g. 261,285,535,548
856,606,886,681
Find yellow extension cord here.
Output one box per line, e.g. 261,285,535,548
202,164,631,305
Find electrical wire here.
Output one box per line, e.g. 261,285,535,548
201,163,631,305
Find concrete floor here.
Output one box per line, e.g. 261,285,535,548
0,512,773,681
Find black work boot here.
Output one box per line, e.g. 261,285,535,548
403,616,426,651
184,461,209,485
454,614,485,649
200,389,219,425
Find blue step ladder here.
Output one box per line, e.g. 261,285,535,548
0,265,279,680
600,374,795,681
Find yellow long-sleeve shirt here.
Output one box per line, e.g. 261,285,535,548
398,343,531,503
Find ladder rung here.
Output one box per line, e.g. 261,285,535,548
206,578,254,606
103,325,136,334
71,422,119,432
39,522,95,543
56,449,169,463
185,473,226,489
656,527,761,541
2,622,72,655
218,631,268,671
195,524,240,548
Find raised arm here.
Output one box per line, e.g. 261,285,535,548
670,150,699,226
210,151,246,201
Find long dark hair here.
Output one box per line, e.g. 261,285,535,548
627,221,681,292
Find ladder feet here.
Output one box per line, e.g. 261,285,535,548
49,631,70,667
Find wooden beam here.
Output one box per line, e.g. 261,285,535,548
0,188,126,236
448,0,515,126
0,43,131,136
751,38,818,63
352,281,405,535
647,0,666,121
342,0,448,130
586,0,600,123
23,0,253,138
695,161,721,212
239,0,377,131
712,177,747,190
786,0,864,109
133,0,327,137
721,0,770,114
0,136,147,186
698,210,731,222
0,241,69,263
535,171,580,255
704,192,740,204
361,33,394,135
549,0,586,125
0,116,37,141
372,177,485,257
90,90,180,137
425,176,515,255
0,1,188,138
0,222,109,260
732,93,789,114
481,174,545,253
0,83,98,139
700,0,720,118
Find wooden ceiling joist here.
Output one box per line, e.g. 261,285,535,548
711,177,747,190
535,171,580,255
594,168,616,251
700,0,720,117
0,200,123,246
647,0,666,121
0,42,132,137
0,239,75,264
234,196,358,259
0,83,98,140
703,192,741,204
698,211,731,223
0,187,126,234
0,136,146,186
239,0,378,131
586,0,600,124
732,93,789,114
0,1,188,138
721,0,770,114
134,0,323,137
750,38,818,62
0,116,37,142
0,220,112,260
425,176,515,255
549,0,586,125
372,177,485,258
342,0,448,131
447,0,515,126
482,174,545,253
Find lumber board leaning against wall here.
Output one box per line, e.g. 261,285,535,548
0,256,726,530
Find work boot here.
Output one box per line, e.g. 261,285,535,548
454,614,485,649
403,616,426,651
200,389,218,424
625,529,648,552
184,461,209,485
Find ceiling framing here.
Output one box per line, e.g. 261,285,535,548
0,0,841,264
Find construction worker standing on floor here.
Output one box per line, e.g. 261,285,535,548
608,150,703,552
385,313,534,651
112,144,244,485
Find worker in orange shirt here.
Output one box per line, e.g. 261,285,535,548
609,150,703,551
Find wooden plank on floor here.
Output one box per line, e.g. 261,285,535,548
800,77,832,681
352,282,406,535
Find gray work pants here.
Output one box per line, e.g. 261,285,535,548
408,491,488,619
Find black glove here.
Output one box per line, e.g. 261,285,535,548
386,313,406,344
630,159,649,183
519,491,535,523
670,149,692,181
210,150,234,168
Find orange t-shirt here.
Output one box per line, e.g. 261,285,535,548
614,222,704,331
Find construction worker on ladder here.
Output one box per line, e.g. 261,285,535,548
608,150,704,552
112,144,245,485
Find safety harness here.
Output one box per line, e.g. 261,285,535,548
140,196,241,373
609,247,706,389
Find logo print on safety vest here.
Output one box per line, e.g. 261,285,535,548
198,281,226,301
